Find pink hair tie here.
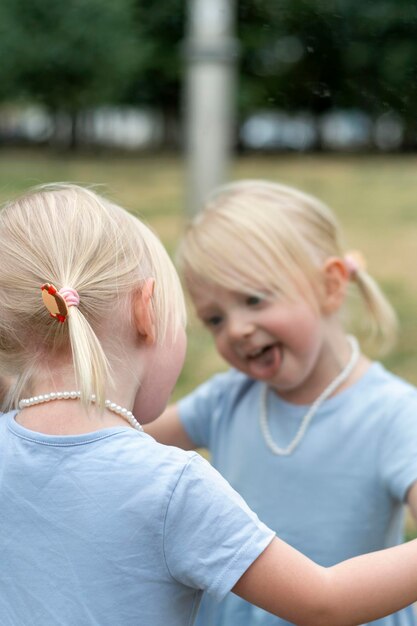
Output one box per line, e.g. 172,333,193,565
59,287,80,308
41,283,80,323
344,250,367,280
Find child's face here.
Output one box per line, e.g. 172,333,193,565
191,282,328,401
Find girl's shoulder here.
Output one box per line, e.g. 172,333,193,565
365,362,417,399
354,362,417,421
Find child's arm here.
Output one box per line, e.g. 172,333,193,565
233,535,417,626
144,404,196,450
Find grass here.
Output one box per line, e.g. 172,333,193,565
1,148,417,536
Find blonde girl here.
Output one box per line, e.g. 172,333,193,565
147,180,417,626
2,183,417,626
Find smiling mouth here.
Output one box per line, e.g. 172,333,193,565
244,343,283,377
247,344,277,360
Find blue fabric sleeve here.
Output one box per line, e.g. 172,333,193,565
177,372,231,448
163,453,275,601
379,391,417,501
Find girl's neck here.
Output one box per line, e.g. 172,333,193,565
15,366,140,436
274,333,371,405
15,403,129,436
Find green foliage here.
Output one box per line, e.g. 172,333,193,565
340,0,417,127
124,0,185,112
0,0,140,111
238,0,417,123
238,0,346,114
1,0,417,142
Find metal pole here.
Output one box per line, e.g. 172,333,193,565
184,0,238,216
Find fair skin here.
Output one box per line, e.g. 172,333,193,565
234,534,417,626
16,280,187,435
146,258,370,442
14,279,417,625
186,261,366,404
145,257,417,512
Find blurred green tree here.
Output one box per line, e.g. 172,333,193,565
238,0,417,142
125,0,186,148
341,0,417,147
238,1,345,115
1,0,416,149
0,0,140,147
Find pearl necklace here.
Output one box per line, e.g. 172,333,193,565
18,391,143,432
259,335,360,456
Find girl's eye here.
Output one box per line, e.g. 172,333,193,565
246,295,263,306
204,315,223,328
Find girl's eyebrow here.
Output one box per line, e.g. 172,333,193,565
196,307,217,316
196,304,223,317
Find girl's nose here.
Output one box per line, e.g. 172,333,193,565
227,314,255,339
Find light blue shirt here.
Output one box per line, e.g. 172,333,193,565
179,362,417,626
0,412,274,626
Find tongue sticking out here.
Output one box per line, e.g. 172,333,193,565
247,344,282,379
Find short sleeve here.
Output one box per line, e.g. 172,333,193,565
163,453,275,601
177,372,232,448
379,392,417,501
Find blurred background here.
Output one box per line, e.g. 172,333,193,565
1,1,417,531
1,1,416,154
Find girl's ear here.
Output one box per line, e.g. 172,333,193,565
321,257,349,314
134,278,156,345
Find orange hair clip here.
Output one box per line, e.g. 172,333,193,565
40,283,69,323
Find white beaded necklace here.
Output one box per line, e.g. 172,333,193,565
18,391,143,432
259,335,360,456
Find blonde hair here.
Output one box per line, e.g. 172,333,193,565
179,179,397,353
0,184,186,411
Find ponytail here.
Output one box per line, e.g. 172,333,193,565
0,184,186,413
67,307,110,409
351,268,398,355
